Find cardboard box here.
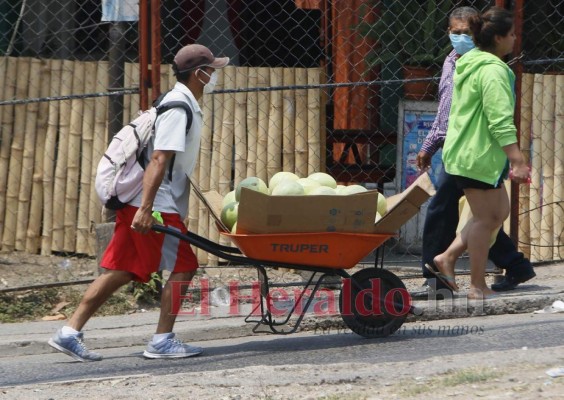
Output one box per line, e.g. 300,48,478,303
237,189,378,234
372,173,435,233
232,173,435,235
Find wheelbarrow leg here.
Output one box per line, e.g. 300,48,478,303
244,267,343,335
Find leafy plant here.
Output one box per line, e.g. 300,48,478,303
129,272,164,305
358,0,453,69
0,289,60,322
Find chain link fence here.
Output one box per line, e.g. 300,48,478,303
0,0,562,281
518,1,564,262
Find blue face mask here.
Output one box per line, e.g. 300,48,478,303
449,34,475,55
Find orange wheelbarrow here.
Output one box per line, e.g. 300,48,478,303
152,225,422,338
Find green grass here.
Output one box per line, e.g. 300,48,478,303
396,367,499,398
442,367,497,386
0,286,139,323
0,288,61,323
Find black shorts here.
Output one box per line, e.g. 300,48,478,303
452,175,503,190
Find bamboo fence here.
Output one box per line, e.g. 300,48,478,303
256,67,270,184
520,73,563,262
76,62,97,255
555,75,564,260
196,89,214,264
41,59,62,255
2,57,31,252
0,58,17,248
15,58,41,251
1,58,560,264
267,67,283,180
307,68,322,175
518,73,533,259
26,59,50,254
206,67,225,266
528,74,544,261
246,68,258,178
51,60,73,252
88,62,110,253
233,67,248,188
540,74,556,261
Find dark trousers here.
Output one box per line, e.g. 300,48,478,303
421,168,532,279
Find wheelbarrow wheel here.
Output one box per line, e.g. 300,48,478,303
339,268,409,338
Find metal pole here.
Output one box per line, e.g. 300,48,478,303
139,0,150,110
150,0,162,102
511,0,525,245
108,22,126,143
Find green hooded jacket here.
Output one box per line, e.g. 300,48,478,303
442,48,517,186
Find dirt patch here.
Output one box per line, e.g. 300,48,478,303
0,252,135,322
0,252,99,288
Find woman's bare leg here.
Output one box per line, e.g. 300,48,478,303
433,219,473,291
464,186,509,299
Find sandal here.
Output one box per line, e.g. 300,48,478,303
424,263,459,292
467,291,499,300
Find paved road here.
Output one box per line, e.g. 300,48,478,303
1,312,563,388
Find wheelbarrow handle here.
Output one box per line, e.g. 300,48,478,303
151,224,242,255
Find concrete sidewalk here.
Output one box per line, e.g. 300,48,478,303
1,264,562,359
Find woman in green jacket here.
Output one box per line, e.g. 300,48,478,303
426,7,530,300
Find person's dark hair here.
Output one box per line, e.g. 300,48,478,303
449,6,478,23
469,7,514,50
172,65,191,82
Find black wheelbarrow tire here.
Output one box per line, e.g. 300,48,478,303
339,268,409,338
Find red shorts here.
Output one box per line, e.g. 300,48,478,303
100,205,198,282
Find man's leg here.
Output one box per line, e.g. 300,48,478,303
67,269,134,330
48,269,133,361
143,270,203,359
421,169,464,279
156,271,196,333
489,229,535,291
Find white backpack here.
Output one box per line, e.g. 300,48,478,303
95,95,191,210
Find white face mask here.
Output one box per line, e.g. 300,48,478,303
198,69,217,94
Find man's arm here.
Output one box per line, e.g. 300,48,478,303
131,149,175,234
417,52,456,171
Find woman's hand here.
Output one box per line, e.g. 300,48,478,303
503,144,530,184
509,163,531,184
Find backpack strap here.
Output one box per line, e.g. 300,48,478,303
153,91,194,181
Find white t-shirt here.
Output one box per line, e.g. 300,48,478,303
130,82,203,219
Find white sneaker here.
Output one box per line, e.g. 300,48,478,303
143,333,203,359
48,329,103,362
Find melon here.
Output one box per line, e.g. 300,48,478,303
222,190,236,208
340,184,368,195
269,171,300,191
296,177,321,194
235,177,268,201
271,180,305,196
220,201,239,231
231,221,238,234
375,211,383,223
335,185,347,195
307,172,337,189
308,186,337,196
377,192,388,215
